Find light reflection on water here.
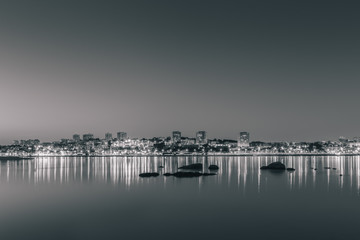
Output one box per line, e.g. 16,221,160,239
1,156,360,194
2,156,360,240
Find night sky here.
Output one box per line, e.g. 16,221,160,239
1,0,359,144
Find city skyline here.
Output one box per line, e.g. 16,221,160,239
3,129,360,158
6,129,360,145
2,129,359,145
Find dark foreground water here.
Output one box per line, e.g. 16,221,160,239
1,156,360,240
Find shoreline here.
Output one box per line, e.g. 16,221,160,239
2,153,360,158
0,156,34,161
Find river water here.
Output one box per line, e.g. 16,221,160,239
1,156,359,239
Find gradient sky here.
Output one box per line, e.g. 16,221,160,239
1,0,360,144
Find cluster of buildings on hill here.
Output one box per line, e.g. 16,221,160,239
1,131,360,157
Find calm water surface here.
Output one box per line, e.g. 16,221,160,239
1,156,360,240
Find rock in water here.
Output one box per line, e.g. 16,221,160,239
172,172,202,178
163,172,216,177
208,165,219,170
287,168,296,171
178,163,203,170
260,162,286,170
139,172,159,177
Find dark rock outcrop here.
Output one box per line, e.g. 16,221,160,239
324,167,331,169
208,165,219,170
139,172,159,177
332,168,337,170
178,163,202,170
260,162,286,170
173,172,202,177
158,166,164,168
287,168,296,171
163,172,216,178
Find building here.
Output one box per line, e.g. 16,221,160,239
196,131,207,144
20,139,40,145
83,134,94,141
73,134,81,142
61,139,70,144
180,137,196,145
105,133,113,141
238,132,250,147
117,132,127,141
349,141,360,147
339,136,348,143
172,131,181,143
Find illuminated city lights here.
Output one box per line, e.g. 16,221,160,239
1,132,360,157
